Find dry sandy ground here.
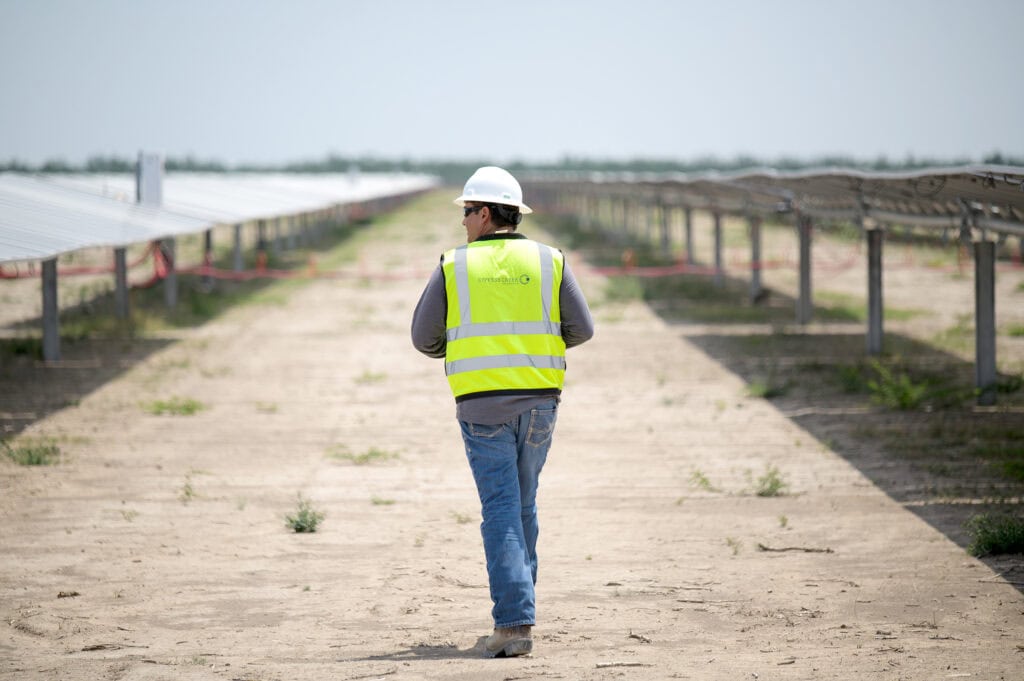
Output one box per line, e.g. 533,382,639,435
1,192,1022,680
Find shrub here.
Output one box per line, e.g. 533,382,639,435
286,494,325,533
755,465,789,497
965,513,1024,557
866,360,928,410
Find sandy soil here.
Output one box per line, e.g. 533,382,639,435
1,191,1022,680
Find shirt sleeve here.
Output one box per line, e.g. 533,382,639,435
559,258,595,349
411,265,448,359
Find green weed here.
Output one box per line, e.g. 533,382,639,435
285,494,325,533
866,360,928,410
144,396,205,416
746,377,789,399
726,537,742,555
179,475,196,503
2,437,61,466
965,513,1024,557
450,511,473,525
327,445,398,465
837,364,869,393
689,469,719,493
754,465,789,497
354,370,387,385
371,496,396,506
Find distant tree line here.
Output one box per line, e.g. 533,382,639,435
2,151,1020,185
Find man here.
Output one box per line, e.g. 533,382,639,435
411,166,594,658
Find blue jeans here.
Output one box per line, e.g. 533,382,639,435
459,400,558,628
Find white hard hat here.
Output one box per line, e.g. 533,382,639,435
453,166,533,214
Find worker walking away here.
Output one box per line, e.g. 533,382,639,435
411,166,594,657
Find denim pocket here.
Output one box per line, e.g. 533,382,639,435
526,407,557,447
468,422,506,439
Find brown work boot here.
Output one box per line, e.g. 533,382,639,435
485,625,533,658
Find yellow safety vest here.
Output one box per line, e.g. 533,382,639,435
442,237,566,401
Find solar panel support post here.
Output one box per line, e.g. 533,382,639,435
749,215,763,303
257,219,267,258
866,226,884,355
202,230,213,290
974,238,997,405
271,218,281,256
41,258,60,362
796,213,813,324
287,215,297,250
712,211,724,287
684,207,694,265
114,247,129,319
659,200,671,260
233,224,244,272
162,238,177,309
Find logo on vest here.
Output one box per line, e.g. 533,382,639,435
477,274,532,285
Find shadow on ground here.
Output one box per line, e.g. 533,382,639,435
0,336,173,439
612,263,1023,591
343,637,488,662
685,331,1023,554
541,211,1024,591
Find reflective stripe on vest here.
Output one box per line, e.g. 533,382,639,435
442,239,565,399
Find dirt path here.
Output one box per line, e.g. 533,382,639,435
2,191,1022,680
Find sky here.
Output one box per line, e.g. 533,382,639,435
1,0,1022,167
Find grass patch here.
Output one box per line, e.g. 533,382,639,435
2,436,61,466
835,358,977,410
965,513,1024,557
285,494,325,533
371,496,396,506
143,396,205,416
933,314,974,354
1006,324,1024,338
815,290,924,323
450,510,473,524
326,445,398,465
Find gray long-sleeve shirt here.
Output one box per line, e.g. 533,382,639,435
411,233,595,424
